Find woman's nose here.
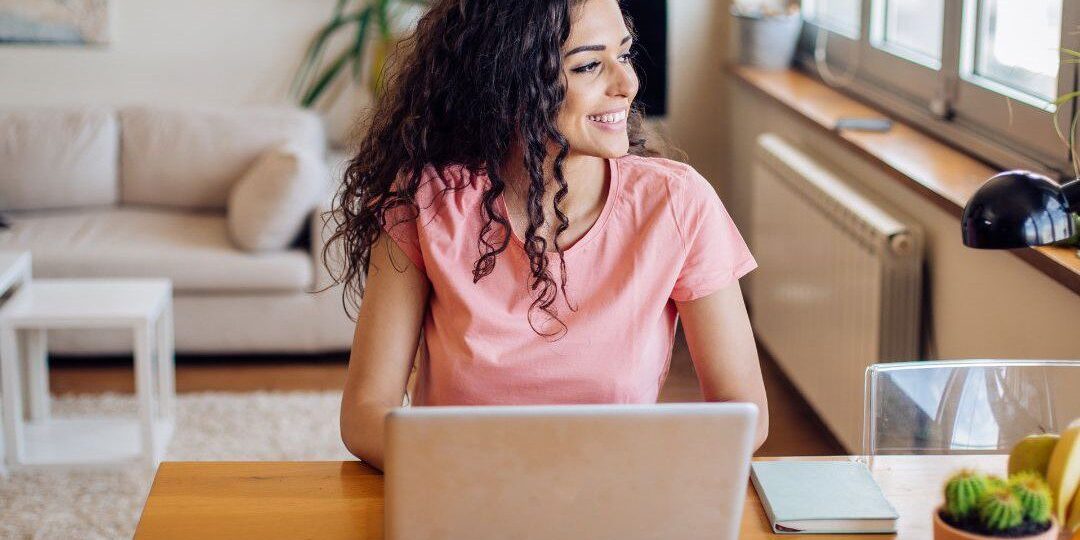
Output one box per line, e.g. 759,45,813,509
609,61,638,98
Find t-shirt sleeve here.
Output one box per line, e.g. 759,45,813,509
669,166,757,302
381,200,426,273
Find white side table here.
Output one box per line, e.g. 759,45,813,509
0,279,175,471
0,251,32,475
0,252,31,299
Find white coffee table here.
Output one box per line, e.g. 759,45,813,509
0,251,32,475
0,279,175,471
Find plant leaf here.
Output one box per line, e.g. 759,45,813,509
1054,91,1080,107
351,8,374,80
295,0,431,107
370,40,391,96
291,11,367,104
376,0,392,41
303,46,356,108
1071,110,1080,179
290,0,351,100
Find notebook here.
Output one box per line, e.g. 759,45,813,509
750,461,899,534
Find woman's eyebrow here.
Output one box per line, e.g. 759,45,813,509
564,35,632,58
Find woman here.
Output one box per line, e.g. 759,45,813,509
327,0,768,471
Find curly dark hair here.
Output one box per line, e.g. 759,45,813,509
323,0,669,340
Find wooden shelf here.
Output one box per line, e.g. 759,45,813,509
729,65,1080,296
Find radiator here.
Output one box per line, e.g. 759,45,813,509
749,133,924,452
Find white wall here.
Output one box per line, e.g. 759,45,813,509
0,1,339,106
662,0,731,185
0,0,371,144
0,0,731,175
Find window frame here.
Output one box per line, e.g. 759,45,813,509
861,0,942,108
797,0,1080,179
872,0,944,69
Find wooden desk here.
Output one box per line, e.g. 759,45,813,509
135,454,1006,539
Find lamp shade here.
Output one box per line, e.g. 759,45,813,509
961,170,1079,249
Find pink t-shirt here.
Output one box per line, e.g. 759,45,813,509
381,154,757,406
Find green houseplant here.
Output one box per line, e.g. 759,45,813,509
1047,47,1080,251
961,47,1080,253
1055,48,1080,183
290,0,430,109
1042,49,1080,253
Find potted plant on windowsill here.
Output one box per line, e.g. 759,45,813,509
730,0,802,70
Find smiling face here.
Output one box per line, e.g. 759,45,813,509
556,0,640,159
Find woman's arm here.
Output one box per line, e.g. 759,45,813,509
675,281,769,452
340,231,430,471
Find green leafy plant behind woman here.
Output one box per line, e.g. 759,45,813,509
290,0,431,108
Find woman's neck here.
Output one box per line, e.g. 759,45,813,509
499,148,608,221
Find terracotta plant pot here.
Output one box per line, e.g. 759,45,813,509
932,507,1060,540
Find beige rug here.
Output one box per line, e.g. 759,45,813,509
0,391,352,540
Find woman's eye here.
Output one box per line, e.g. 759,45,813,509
573,62,601,74
572,52,635,74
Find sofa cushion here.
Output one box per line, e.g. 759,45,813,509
119,105,326,210
0,208,313,293
0,106,119,211
227,142,327,252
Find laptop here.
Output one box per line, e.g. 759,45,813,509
384,402,758,540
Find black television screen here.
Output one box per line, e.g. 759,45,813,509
623,0,668,117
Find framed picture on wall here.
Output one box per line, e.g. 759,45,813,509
0,0,113,46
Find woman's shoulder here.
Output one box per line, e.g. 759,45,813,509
395,162,481,195
617,154,695,179
391,162,488,213
616,154,715,206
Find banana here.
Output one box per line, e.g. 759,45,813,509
1009,433,1060,477
1047,418,1080,524
1068,483,1080,533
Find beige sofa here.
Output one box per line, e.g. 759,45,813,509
0,105,354,355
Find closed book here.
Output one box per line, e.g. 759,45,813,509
750,461,899,534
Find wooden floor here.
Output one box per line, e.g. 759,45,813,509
47,330,844,457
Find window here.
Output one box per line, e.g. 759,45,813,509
876,0,944,66
967,0,1062,104
800,0,1080,176
859,0,945,107
803,0,862,38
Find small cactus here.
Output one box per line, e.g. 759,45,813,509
944,469,989,520
1008,471,1052,524
986,474,1009,491
978,487,1024,532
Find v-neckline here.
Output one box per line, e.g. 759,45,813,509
494,157,619,257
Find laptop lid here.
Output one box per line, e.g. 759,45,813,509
384,402,758,540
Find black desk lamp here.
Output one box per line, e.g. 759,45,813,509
961,170,1080,249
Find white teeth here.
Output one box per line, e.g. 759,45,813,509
587,110,627,123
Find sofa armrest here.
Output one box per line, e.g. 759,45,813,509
311,149,353,292
310,190,345,292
